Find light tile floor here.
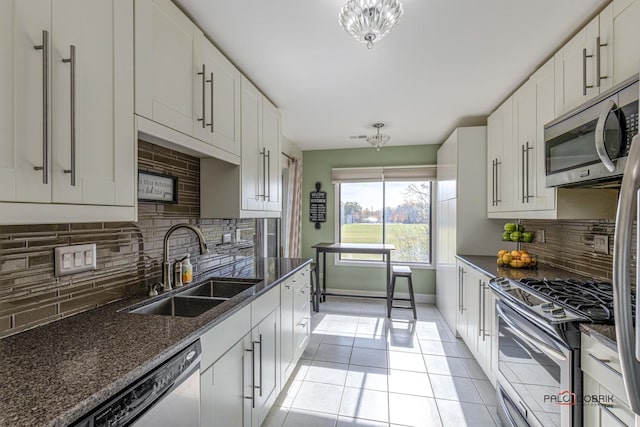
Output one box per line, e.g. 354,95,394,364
263,297,500,427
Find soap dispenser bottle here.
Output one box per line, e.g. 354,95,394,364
181,254,193,284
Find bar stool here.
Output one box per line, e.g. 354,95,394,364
310,262,319,312
387,265,417,319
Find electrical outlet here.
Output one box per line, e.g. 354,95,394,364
222,233,232,244
594,235,609,255
537,230,546,244
54,244,97,276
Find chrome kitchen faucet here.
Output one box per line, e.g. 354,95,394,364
161,224,208,291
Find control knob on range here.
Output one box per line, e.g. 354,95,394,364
540,302,554,312
550,307,566,318
498,279,511,289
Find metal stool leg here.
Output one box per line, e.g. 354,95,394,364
388,273,397,318
407,275,417,319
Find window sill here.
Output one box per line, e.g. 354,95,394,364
334,259,435,270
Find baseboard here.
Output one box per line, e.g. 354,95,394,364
325,288,435,304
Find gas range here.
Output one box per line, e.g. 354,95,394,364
489,275,632,427
489,276,631,325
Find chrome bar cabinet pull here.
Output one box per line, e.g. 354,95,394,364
208,72,214,132
583,48,594,96
62,45,76,186
266,150,271,201
495,159,500,204
245,344,256,408
33,30,49,184
197,64,206,128
596,36,608,88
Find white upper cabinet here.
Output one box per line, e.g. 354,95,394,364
262,98,282,212
0,0,51,204
193,31,242,156
241,77,264,212
135,0,241,163
0,0,135,223
555,0,640,116
51,0,135,206
554,16,599,115
201,77,282,218
599,0,640,89
513,60,555,213
487,97,515,214
135,0,195,137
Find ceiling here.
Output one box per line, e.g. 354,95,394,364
176,0,610,151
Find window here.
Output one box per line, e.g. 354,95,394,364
333,166,434,265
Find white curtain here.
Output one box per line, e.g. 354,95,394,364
286,159,303,257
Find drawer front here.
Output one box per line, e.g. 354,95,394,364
252,285,280,327
200,304,251,370
581,333,627,404
598,383,635,427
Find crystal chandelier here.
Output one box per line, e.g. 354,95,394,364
339,0,404,49
367,123,390,151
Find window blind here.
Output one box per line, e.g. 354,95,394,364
331,165,436,183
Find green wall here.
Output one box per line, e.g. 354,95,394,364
301,145,440,296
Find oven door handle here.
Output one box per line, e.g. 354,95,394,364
497,303,567,361
595,98,618,173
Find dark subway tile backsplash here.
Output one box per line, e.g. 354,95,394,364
0,140,255,338
521,219,635,283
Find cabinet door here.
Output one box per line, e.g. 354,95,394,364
51,0,134,206
486,110,500,213
599,0,640,90
280,279,295,384
532,59,556,211
241,77,264,211
252,309,279,427
135,0,195,136
0,0,51,203
487,98,515,215
293,276,311,359
513,80,536,211
201,335,252,427
210,42,242,156
554,16,599,115
262,98,281,212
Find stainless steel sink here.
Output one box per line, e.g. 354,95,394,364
180,280,257,299
130,295,227,317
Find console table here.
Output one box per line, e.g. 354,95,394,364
311,243,395,310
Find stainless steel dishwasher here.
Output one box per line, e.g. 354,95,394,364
73,340,201,427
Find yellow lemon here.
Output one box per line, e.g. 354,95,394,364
498,250,508,257
511,250,521,258
502,254,513,264
510,260,524,268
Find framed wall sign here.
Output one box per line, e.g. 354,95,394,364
138,171,178,203
309,182,327,229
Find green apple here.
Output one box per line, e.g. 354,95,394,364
502,231,511,241
504,223,516,232
518,224,525,233
510,231,522,242
522,231,534,243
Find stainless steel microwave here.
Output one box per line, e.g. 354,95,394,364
544,75,639,187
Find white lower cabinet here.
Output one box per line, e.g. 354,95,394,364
456,259,496,385
251,309,280,427
582,333,635,427
201,269,310,427
201,334,252,427
281,267,311,386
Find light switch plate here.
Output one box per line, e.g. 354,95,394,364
594,235,609,255
222,233,232,244
55,244,97,276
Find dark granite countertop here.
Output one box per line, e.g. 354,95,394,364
456,255,593,282
0,257,311,427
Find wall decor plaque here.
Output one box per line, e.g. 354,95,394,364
310,182,327,229
138,171,178,203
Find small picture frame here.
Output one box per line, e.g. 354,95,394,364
138,171,178,203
